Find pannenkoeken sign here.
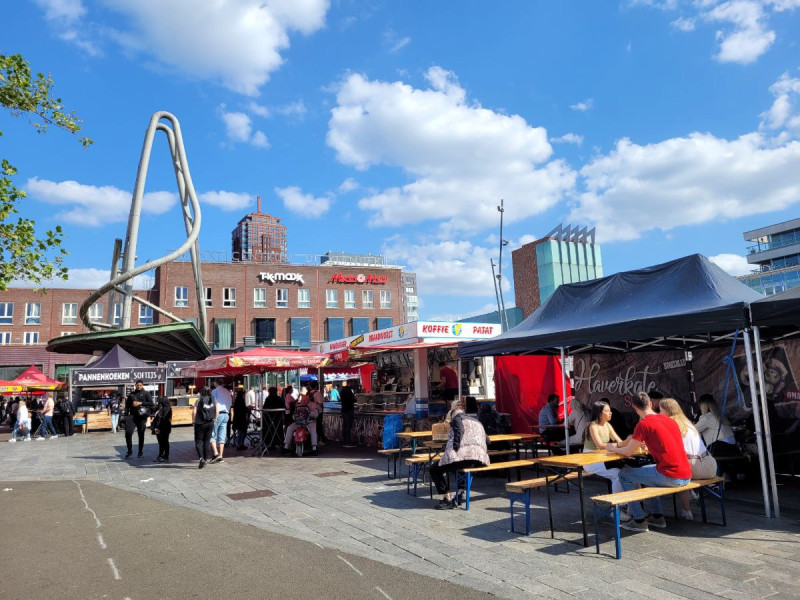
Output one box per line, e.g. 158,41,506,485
71,367,167,385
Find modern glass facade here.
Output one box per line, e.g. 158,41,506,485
535,238,603,304
740,218,800,296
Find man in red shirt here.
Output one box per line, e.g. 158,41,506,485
438,362,459,400
606,391,691,532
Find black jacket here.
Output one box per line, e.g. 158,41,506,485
340,387,356,413
126,388,154,418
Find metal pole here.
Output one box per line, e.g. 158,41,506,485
496,200,509,331
743,329,772,518
560,347,569,454
457,358,462,402
753,326,780,517
490,259,503,329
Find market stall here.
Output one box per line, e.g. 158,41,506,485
315,320,501,446
69,345,170,429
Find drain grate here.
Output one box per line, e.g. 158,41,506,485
227,489,275,501
314,471,349,478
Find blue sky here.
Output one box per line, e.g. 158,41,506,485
4,0,800,320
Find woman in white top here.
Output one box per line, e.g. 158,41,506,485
11,400,31,441
660,398,718,520
695,394,737,454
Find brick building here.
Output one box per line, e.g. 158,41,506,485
231,197,288,263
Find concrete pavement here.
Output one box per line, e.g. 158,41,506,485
1,426,799,599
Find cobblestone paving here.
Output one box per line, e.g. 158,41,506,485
2,429,799,599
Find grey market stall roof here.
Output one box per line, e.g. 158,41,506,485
47,322,211,363
458,254,764,357
751,285,800,334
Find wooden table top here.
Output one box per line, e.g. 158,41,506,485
488,433,538,443
396,431,433,439
537,450,626,468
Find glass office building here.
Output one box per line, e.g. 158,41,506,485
739,218,800,296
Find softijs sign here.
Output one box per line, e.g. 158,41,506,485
71,367,167,385
258,272,305,284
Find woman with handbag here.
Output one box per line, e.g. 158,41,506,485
125,379,154,459
659,398,718,520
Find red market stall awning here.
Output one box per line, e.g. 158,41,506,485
183,347,331,377
0,380,24,394
11,366,65,391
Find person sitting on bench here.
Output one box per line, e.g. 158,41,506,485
539,394,566,443
429,400,490,510
606,391,691,533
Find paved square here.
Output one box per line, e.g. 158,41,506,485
1,428,799,599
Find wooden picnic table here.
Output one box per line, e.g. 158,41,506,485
395,430,433,453
537,450,634,547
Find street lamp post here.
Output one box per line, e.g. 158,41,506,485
497,200,510,331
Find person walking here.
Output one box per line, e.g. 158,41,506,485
232,388,248,451
37,394,58,440
209,379,232,464
152,396,173,463
340,382,357,447
58,396,75,437
109,393,123,433
125,380,154,459
193,387,217,469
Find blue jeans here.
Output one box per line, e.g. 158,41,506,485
13,419,31,440
42,415,58,436
111,413,120,431
211,412,229,445
618,465,690,520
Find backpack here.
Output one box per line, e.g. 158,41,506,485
197,397,215,423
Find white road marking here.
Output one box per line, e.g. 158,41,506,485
3,488,12,491
107,557,121,580
313,542,324,548
97,533,107,549
376,586,393,600
140,478,154,483
73,480,102,528
337,555,363,576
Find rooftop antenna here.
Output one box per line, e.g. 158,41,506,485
496,199,510,331
80,111,207,338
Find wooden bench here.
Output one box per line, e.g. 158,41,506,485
404,449,518,498
591,477,726,559
456,459,539,510
378,447,415,479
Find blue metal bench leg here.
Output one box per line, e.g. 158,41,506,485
699,486,708,523
509,493,516,533
719,482,727,526
613,506,622,559
465,472,473,510
593,503,601,554
524,490,531,535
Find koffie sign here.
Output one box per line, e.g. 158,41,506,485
72,367,167,385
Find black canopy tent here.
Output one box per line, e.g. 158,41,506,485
459,254,779,516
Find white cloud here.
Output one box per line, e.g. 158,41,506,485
570,99,594,112
381,238,506,298
246,99,307,119
569,132,800,241
25,177,175,227
47,0,330,96
12,267,154,290
338,178,359,193
34,0,100,55
518,234,538,246
327,67,575,233
219,107,270,148
551,133,584,145
709,253,753,276
275,186,332,216
247,102,272,118
671,16,696,31
760,73,800,138
706,1,775,64
199,191,254,211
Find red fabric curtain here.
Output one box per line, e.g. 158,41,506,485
494,356,571,434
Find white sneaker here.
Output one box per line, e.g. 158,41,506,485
619,511,633,523
50,435,58,439
680,509,694,520
36,437,45,441
689,490,699,502
23,438,31,442
8,438,16,443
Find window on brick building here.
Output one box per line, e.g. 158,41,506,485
25,302,41,325
326,289,338,308
344,290,356,309
290,317,311,348
62,303,78,325
175,286,189,307
0,332,10,344
204,287,213,307
112,303,121,326
298,288,310,308
276,288,288,308
223,287,236,308
253,288,267,308
352,318,369,336
24,331,39,345
214,318,236,349
380,290,391,309
0,302,14,325
326,318,345,341
362,290,374,309
376,318,393,330
139,305,153,325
